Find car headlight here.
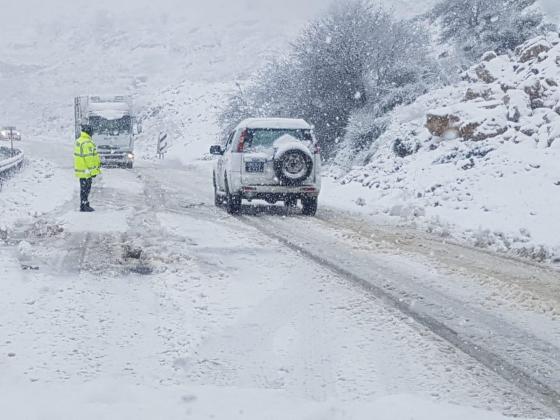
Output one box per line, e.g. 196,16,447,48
128,153,134,160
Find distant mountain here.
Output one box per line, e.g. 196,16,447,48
0,1,319,137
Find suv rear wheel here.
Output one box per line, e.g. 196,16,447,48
225,177,242,214
301,197,318,216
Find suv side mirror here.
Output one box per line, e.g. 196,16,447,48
210,145,223,155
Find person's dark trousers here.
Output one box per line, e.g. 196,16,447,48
80,178,93,209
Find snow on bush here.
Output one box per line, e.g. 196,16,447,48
219,1,438,157
333,32,560,261
430,0,552,62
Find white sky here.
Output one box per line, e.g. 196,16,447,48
1,0,558,25
0,0,325,24
540,0,560,21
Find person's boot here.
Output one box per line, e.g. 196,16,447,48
80,202,94,212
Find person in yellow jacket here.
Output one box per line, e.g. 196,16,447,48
74,124,101,212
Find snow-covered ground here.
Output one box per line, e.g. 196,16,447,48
1,1,560,419
0,157,73,229
1,385,541,420
1,150,557,419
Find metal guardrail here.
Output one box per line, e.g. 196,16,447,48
0,146,24,189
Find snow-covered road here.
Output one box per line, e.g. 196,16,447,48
0,140,559,419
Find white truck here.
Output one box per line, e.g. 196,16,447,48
74,95,141,168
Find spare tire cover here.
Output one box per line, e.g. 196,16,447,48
274,149,313,185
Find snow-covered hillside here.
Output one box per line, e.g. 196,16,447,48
329,33,560,262
0,0,326,142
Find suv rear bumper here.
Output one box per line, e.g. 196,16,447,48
238,184,320,200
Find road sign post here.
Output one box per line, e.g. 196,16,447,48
157,132,168,159
5,127,16,157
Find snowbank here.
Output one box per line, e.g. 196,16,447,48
0,381,547,420
58,209,131,234
330,33,560,261
0,156,73,231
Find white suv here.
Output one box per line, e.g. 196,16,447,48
210,118,321,215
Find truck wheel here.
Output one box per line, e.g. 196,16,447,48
301,197,318,216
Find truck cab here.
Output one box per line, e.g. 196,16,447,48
75,96,141,169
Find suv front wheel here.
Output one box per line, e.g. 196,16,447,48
213,173,223,207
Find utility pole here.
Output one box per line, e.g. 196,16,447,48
5,127,16,157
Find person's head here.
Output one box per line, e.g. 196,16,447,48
81,124,94,136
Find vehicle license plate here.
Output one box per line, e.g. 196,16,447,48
246,162,265,172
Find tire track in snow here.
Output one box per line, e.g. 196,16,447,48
239,215,560,417
317,209,560,309
130,164,557,414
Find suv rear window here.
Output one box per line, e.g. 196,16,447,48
246,129,313,149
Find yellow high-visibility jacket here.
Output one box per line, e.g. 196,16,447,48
74,132,101,179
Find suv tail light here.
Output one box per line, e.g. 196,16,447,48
237,129,249,153
313,143,321,155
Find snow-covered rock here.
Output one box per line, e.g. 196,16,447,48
516,36,552,63
481,51,498,62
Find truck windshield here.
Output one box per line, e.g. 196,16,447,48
90,116,132,135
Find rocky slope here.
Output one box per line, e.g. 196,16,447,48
332,33,560,262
